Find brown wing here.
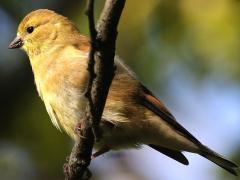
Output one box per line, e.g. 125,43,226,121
139,84,201,146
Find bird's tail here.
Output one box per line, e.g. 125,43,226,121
200,145,238,176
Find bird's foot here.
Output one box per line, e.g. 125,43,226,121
75,122,82,134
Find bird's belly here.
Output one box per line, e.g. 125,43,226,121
49,96,142,149
41,88,87,140
94,123,142,150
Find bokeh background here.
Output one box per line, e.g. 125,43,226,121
0,0,240,179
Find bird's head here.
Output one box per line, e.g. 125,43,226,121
9,9,80,56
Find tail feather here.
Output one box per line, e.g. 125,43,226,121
149,144,189,165
200,146,238,176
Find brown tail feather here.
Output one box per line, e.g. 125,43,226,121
200,146,238,176
149,144,189,165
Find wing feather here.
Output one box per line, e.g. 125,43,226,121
139,85,201,145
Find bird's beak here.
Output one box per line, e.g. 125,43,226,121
8,36,24,49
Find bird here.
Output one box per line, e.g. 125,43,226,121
9,9,239,176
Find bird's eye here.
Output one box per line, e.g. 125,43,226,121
26,26,34,34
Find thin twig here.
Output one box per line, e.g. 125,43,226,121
84,0,101,141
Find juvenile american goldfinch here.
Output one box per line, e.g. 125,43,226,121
9,9,238,175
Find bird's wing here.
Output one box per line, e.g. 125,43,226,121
149,144,189,165
139,84,201,146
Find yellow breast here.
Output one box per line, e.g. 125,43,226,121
31,45,89,139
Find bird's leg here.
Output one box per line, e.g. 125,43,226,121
75,119,111,159
91,147,110,159
75,122,88,139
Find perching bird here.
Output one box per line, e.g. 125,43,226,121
9,9,238,175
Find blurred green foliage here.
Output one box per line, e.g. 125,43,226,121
0,0,239,179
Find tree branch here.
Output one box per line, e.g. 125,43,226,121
64,0,126,179
84,0,100,141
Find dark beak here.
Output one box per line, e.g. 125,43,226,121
8,36,24,49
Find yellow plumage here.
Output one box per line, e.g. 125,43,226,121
9,9,238,175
